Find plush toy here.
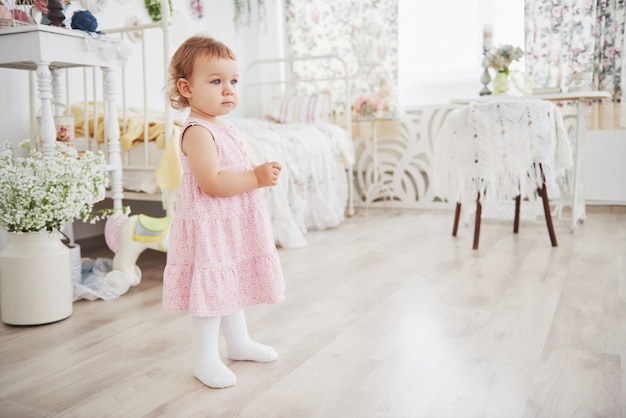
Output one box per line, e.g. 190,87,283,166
104,213,171,287
70,10,102,33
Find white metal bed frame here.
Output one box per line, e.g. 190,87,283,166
242,55,355,216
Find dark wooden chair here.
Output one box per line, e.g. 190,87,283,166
434,99,572,250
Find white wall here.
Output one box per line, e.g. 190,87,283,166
584,129,626,204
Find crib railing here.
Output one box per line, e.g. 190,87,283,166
67,0,176,214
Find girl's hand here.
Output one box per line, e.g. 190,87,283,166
254,162,282,187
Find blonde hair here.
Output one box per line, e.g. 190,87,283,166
167,36,237,110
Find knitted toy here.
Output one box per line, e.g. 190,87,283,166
71,10,102,34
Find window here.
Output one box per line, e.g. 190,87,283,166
398,0,525,106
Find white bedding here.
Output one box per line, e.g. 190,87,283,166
231,118,355,248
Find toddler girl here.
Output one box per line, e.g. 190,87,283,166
162,36,285,389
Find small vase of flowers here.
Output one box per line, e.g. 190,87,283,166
484,44,524,95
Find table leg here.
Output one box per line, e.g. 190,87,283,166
103,67,124,213
570,99,588,232
51,68,64,116
364,120,394,215
347,167,356,217
36,61,55,157
28,72,38,148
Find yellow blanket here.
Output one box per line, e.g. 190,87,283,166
71,102,182,151
72,102,182,192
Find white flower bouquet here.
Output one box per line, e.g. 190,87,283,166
0,141,106,233
485,44,524,74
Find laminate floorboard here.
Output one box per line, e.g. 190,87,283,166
0,206,624,417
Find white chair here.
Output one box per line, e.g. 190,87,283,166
433,99,573,250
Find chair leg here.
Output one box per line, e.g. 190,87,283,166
538,190,558,247
538,165,558,247
452,202,461,236
513,195,521,234
472,192,482,250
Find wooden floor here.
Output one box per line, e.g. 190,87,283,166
1,205,625,417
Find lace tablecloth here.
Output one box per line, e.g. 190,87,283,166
433,99,573,208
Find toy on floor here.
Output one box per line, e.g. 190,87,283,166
104,213,171,286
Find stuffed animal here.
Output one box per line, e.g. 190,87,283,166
104,213,171,286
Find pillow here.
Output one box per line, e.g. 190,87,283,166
265,94,331,124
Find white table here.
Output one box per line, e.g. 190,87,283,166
452,91,611,231
0,24,125,211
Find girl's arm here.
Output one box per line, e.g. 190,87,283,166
182,125,281,197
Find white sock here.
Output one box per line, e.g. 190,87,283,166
221,310,278,362
190,315,236,388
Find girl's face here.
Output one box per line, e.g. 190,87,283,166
182,54,239,121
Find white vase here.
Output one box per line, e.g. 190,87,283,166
0,230,73,325
68,243,82,287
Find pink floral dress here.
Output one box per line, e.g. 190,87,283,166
162,117,285,317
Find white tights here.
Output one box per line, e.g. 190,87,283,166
191,310,277,389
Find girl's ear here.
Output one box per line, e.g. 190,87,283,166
177,78,191,98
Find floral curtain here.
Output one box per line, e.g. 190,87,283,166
525,0,625,129
284,0,398,115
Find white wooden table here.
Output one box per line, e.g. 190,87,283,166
0,24,124,211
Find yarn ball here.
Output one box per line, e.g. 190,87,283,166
71,10,99,33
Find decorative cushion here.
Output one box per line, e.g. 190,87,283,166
265,94,331,124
